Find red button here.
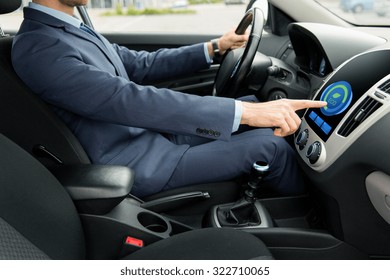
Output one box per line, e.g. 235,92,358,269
125,236,144,248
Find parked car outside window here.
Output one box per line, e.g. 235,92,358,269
317,0,389,25
224,0,247,5
339,0,373,13
374,0,390,16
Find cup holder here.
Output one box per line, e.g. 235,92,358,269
138,212,168,233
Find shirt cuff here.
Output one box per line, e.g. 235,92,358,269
232,100,242,133
204,43,213,64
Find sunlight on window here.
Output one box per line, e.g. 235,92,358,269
6,0,388,35
5,0,247,34
87,1,247,34
316,0,390,26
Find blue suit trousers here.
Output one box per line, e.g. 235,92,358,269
164,127,304,196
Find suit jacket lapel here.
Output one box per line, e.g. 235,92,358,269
64,25,126,77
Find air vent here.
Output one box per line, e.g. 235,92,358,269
378,79,390,94
338,96,382,137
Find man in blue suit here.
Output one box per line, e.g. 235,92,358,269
12,0,326,197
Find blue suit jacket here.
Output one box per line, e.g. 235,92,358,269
12,8,236,197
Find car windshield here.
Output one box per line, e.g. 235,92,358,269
316,0,390,26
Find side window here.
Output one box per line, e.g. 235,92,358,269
5,0,248,35
316,0,390,26
87,1,247,35
4,0,83,33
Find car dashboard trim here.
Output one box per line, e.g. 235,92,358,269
296,48,390,172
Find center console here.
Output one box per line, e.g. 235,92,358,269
51,164,194,259
204,161,274,228
51,157,370,260
292,49,390,257
201,50,390,259
295,49,390,171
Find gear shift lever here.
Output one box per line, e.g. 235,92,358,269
245,161,270,202
216,161,270,227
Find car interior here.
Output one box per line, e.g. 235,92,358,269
1,0,390,260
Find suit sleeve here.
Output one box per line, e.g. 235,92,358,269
112,43,211,84
12,33,236,141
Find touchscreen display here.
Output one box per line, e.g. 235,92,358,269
305,81,354,141
304,49,390,142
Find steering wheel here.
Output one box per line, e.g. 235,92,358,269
213,8,265,98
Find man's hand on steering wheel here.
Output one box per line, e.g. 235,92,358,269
207,29,249,58
213,8,265,98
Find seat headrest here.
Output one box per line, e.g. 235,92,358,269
0,0,22,15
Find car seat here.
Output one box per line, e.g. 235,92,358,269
0,132,272,260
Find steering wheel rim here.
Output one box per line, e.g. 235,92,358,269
213,8,264,98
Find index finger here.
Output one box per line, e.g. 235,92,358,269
288,99,327,111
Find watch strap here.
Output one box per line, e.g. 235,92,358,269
211,39,220,58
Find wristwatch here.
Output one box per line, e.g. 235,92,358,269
211,39,220,58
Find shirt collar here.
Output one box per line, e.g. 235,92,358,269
28,2,82,28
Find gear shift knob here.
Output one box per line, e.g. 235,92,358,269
245,161,270,202
249,161,270,186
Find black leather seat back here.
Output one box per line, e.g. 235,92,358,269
0,36,90,167
0,134,86,259
0,1,22,14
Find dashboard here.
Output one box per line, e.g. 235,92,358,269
242,0,390,258
282,22,390,254
288,26,331,77
296,50,390,170
288,22,387,74
286,23,389,171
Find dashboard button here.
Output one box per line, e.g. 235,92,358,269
306,141,322,164
296,129,309,150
